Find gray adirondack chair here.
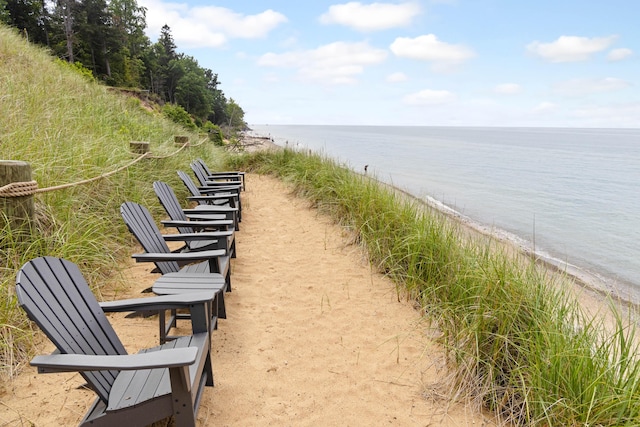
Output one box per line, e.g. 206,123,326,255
190,162,243,216
120,202,231,287
195,158,245,190
15,256,215,427
120,202,230,341
178,170,242,222
153,181,237,255
191,160,244,191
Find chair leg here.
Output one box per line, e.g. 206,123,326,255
169,366,197,427
204,353,214,387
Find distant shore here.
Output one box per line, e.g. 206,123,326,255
235,133,281,152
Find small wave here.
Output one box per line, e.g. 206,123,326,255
423,194,640,307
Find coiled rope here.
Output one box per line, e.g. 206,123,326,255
0,180,39,198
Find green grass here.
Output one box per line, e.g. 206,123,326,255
226,148,640,426
0,25,231,378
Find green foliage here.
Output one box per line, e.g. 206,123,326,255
2,0,46,43
108,0,148,56
227,148,640,427
203,122,224,146
225,97,246,130
0,1,8,23
162,103,196,129
54,58,95,80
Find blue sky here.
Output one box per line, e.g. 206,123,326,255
137,0,639,127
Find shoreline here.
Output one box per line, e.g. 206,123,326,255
424,193,640,315
382,175,640,319
236,133,281,152
244,131,639,318
421,192,640,311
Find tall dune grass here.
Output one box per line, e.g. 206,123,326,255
226,148,640,426
0,25,230,378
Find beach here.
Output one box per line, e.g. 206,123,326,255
0,168,499,426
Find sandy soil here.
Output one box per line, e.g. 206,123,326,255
0,170,500,426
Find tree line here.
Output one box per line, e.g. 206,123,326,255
1,0,246,130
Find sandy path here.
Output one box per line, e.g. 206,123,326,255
0,173,497,426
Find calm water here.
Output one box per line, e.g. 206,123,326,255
251,125,640,304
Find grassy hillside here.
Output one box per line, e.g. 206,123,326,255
0,25,230,377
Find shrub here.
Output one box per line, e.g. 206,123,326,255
162,103,196,129
203,122,225,146
54,58,95,81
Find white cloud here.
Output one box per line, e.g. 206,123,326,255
319,2,421,32
552,77,632,96
403,89,455,105
258,42,388,85
387,72,408,82
139,0,287,48
608,48,633,61
526,35,617,62
570,102,640,126
263,73,280,83
390,34,475,72
494,83,522,95
281,37,298,49
533,102,556,113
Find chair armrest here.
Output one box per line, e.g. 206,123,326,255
184,215,236,225
99,291,217,313
195,188,238,196
205,172,243,177
132,249,226,263
179,219,235,232
183,205,238,213
162,221,234,231
202,182,241,188
162,231,232,241
31,347,198,373
162,231,233,242
161,219,232,228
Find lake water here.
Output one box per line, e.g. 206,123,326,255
250,125,640,304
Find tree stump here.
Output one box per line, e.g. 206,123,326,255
0,160,35,230
130,141,150,154
174,136,189,145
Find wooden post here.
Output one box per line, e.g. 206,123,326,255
174,135,189,145
130,141,150,155
0,160,35,230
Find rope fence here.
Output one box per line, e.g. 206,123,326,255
0,138,206,198
35,152,151,194
147,139,197,159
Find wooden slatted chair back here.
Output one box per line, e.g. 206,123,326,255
195,158,242,185
177,170,202,200
15,257,126,403
195,158,212,175
120,202,180,274
190,162,209,186
152,181,193,235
